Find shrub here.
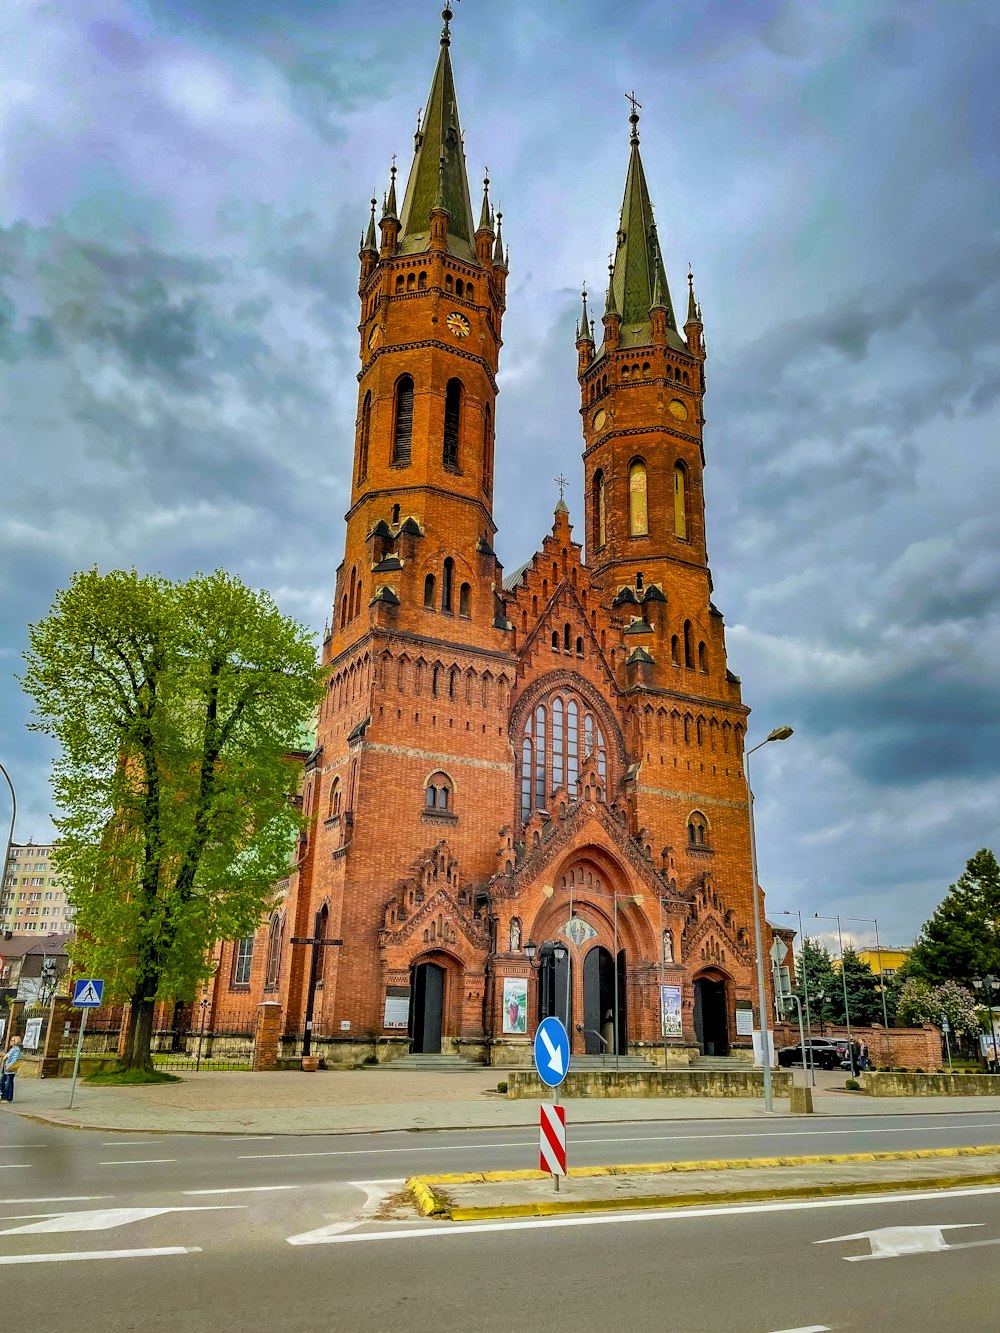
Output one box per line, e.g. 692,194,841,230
845,1077,861,1091
496,1080,508,1094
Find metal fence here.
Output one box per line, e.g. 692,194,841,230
151,1002,257,1071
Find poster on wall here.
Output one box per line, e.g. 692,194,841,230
23,1016,43,1051
383,986,410,1030
660,985,682,1038
503,977,528,1034
735,1002,754,1036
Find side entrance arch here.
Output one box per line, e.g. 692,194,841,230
409,961,446,1054
693,973,729,1056
582,946,627,1055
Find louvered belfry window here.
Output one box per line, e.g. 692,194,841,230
392,376,414,465
443,378,461,470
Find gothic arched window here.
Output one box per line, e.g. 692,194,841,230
357,391,371,484
629,458,648,537
674,461,687,539
684,619,694,668
442,557,454,613
482,402,494,495
593,469,606,549
392,375,414,466
518,690,609,826
265,913,283,988
443,378,462,470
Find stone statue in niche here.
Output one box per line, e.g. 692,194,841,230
662,930,674,964
509,919,521,952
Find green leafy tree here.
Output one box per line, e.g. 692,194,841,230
794,937,839,1032
22,568,324,1071
907,849,1000,985
836,946,883,1026
895,977,982,1040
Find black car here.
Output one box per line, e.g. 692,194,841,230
777,1038,851,1070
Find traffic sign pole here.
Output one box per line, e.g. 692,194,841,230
553,1087,560,1193
67,1007,88,1110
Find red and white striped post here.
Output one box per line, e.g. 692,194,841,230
539,1100,567,1190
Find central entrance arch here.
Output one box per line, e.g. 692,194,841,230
693,975,729,1056
409,961,446,1054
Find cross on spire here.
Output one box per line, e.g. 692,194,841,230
555,473,569,501
626,89,642,144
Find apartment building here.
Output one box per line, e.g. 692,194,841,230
2,840,75,935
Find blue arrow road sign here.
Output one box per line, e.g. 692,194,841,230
72,978,104,1008
533,1016,570,1088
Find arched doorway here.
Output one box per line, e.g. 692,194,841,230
582,947,627,1054
693,975,729,1056
409,961,446,1054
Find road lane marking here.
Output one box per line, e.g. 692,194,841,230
99,1159,178,1166
287,1179,398,1245
0,1247,201,1265
0,1145,46,1150
239,1144,535,1160
100,1141,163,1147
0,1197,112,1205
236,1123,1000,1162
0,1204,246,1235
183,1185,301,1195
769,1326,830,1332
0,1166,31,1171
220,1136,274,1141
315,1183,1000,1245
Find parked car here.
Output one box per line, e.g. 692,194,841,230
777,1038,851,1070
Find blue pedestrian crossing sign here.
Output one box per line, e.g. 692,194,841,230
533,1016,570,1088
72,978,104,1008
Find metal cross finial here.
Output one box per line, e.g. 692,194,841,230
555,473,569,502
626,90,641,144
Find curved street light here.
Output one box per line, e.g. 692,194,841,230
745,725,794,1113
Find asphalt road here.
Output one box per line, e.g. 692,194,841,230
2,1110,1000,1331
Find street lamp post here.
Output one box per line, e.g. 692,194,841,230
745,725,794,1113
0,761,15,921
973,975,999,1072
839,913,891,1032
813,911,855,1073
777,909,816,1086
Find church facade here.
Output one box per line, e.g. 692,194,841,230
214,9,778,1066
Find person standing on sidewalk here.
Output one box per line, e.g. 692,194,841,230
0,1035,23,1102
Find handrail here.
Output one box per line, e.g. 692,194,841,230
576,1024,609,1065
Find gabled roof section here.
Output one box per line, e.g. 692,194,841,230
602,111,687,354
397,21,477,265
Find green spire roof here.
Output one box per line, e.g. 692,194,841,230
602,113,686,353
397,26,477,264
362,197,378,253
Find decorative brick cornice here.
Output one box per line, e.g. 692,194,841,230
359,339,499,392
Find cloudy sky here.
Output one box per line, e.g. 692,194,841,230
1,0,998,951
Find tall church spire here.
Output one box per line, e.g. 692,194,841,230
604,97,685,353
397,7,478,263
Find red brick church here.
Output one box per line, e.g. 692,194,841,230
212,8,779,1066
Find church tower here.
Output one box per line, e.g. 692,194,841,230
295,7,518,1043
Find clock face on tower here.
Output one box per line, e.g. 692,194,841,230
367,324,381,349
446,311,471,339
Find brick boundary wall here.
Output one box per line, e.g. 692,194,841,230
774,1021,942,1069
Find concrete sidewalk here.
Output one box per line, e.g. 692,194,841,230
8,1069,1000,1135
409,1147,1000,1220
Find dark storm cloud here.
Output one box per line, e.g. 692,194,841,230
1,0,998,946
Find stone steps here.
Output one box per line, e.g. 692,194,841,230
380,1054,484,1071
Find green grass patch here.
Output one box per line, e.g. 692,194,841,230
85,1065,182,1086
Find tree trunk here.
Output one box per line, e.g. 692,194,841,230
120,995,156,1071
